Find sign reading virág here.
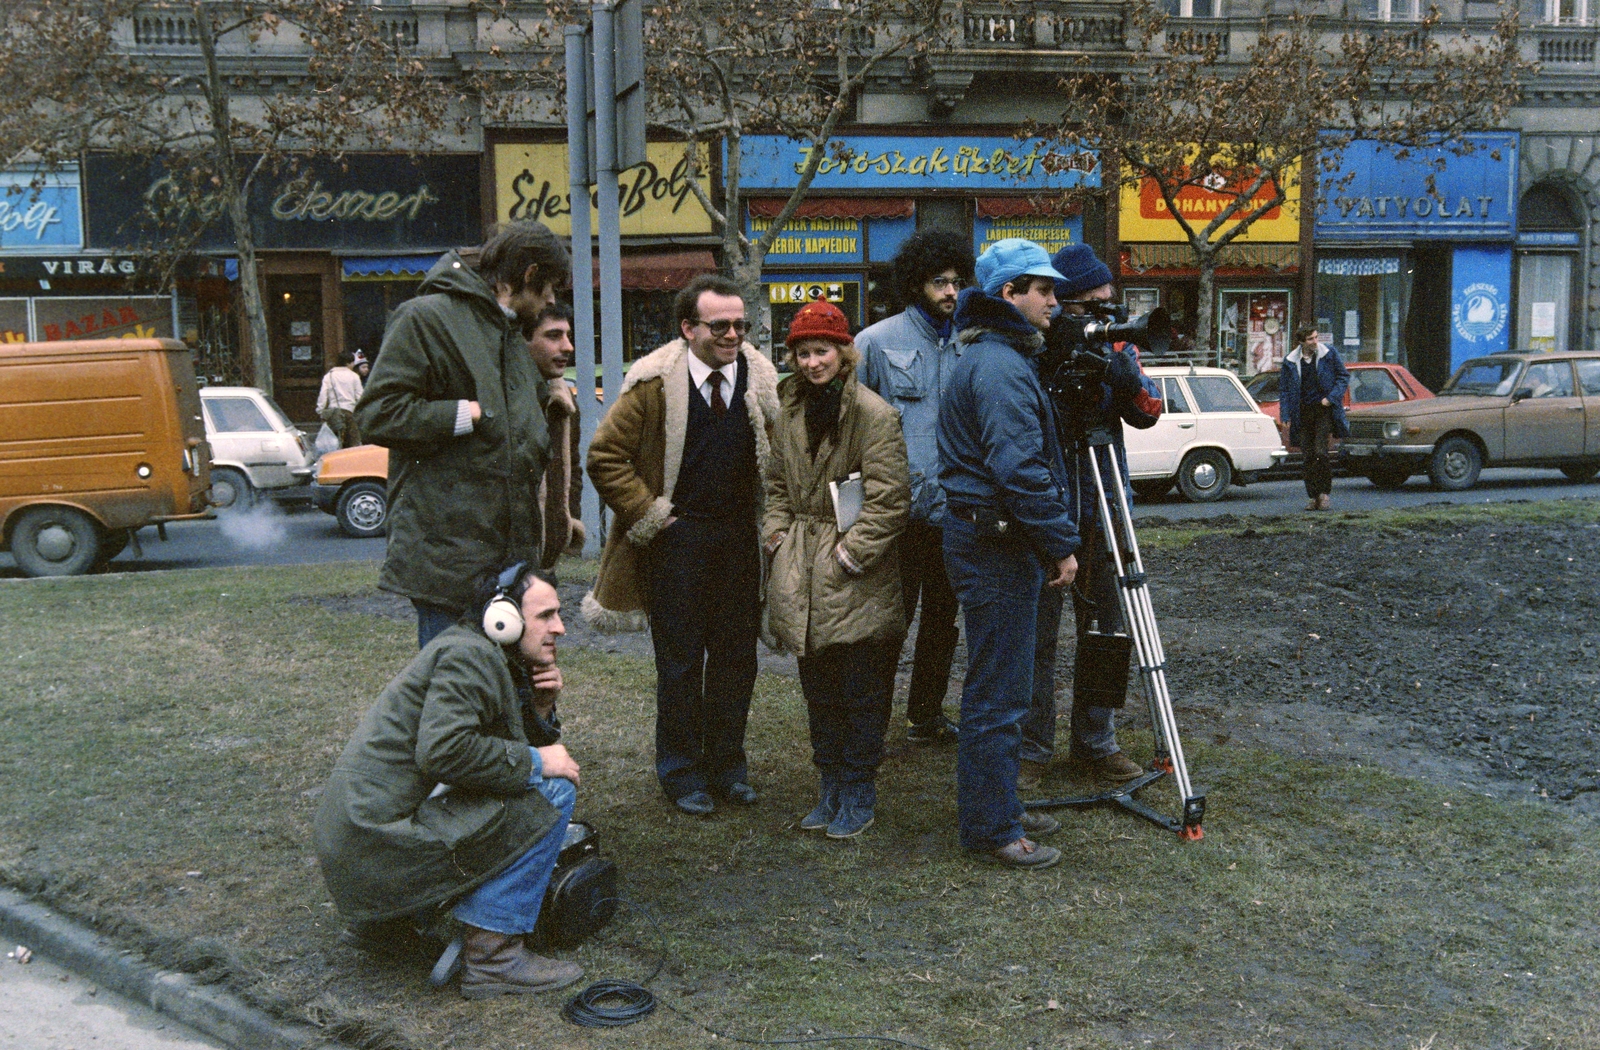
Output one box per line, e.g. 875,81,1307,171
493,142,712,237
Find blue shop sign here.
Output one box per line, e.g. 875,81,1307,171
1315,133,1518,241
0,170,85,253
1449,245,1513,366
739,135,1099,192
746,213,864,265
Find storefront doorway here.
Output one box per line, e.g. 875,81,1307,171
1516,181,1585,353
267,274,325,423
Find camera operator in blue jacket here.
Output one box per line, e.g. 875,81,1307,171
937,238,1078,872
1022,245,1164,789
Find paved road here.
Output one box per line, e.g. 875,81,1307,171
0,950,222,1050
0,497,384,580
3,468,1597,580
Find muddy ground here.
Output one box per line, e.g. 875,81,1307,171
321,513,1600,814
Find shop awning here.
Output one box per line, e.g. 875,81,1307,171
746,197,913,220
1121,243,1299,275
975,196,1080,219
589,250,718,292
342,255,443,278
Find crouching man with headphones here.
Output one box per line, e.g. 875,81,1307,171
314,563,584,999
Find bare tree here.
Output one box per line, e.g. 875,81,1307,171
1048,0,1529,357
626,0,953,328
1,0,458,393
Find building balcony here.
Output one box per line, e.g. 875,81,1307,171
958,2,1128,51
1524,25,1600,71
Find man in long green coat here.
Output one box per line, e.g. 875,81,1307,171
356,222,568,648
313,566,585,999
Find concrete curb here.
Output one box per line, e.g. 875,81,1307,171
0,886,332,1050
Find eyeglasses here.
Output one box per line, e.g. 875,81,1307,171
928,277,966,291
694,318,750,337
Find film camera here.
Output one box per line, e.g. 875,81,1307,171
1041,302,1170,406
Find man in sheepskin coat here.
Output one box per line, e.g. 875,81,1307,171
585,274,780,816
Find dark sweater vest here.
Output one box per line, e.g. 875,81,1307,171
672,355,757,521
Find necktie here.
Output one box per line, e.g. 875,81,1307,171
708,371,727,417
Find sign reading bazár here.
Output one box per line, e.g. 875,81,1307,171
493,142,713,237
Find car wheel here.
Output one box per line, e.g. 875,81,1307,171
1559,461,1600,483
1132,478,1173,500
1176,449,1232,503
336,481,388,538
210,467,255,510
1366,466,1411,490
10,506,103,577
1427,436,1482,492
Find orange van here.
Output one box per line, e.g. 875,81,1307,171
1,338,213,576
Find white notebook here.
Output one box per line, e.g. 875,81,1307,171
829,472,864,533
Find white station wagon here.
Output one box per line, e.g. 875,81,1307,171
1123,365,1287,502
198,386,317,508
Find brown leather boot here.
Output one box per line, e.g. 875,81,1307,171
459,925,583,1000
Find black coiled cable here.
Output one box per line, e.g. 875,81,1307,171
563,898,938,1049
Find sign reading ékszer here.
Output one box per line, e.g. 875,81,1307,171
83,153,482,252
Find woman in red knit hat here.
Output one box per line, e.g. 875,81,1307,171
762,300,911,838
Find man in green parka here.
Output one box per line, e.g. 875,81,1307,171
355,222,569,648
313,565,585,999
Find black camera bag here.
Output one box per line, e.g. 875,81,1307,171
1073,630,1134,709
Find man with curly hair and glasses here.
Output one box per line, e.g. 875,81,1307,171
856,228,976,746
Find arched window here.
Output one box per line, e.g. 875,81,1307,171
1516,181,1585,353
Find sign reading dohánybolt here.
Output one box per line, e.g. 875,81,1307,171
1119,153,1302,243
495,142,712,237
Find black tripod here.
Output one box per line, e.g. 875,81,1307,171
1023,419,1205,841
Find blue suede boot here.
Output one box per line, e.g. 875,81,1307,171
826,781,876,839
799,772,839,831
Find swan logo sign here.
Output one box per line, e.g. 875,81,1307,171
1452,282,1508,345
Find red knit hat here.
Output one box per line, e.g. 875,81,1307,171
784,299,852,348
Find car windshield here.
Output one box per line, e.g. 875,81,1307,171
1442,359,1522,396
1246,372,1280,403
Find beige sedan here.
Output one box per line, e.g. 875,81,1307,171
1338,351,1600,491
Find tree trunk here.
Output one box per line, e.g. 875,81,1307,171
730,252,769,360
229,193,273,394
1194,246,1217,368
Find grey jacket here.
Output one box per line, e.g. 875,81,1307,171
856,306,959,525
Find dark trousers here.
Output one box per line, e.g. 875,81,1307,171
897,519,961,725
647,517,759,799
1302,402,1334,498
324,408,361,448
798,640,896,795
1022,524,1121,762
414,601,458,650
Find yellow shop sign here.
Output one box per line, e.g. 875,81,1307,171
494,142,712,237
1119,156,1301,243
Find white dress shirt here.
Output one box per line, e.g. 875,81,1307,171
686,352,739,411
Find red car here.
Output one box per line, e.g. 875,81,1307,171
1245,361,1434,464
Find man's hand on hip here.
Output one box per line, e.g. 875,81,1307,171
537,744,580,785
1046,554,1078,589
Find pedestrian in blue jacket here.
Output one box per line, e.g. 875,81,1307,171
937,238,1078,872
1280,327,1350,510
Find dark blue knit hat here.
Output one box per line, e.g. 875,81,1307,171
1051,244,1114,300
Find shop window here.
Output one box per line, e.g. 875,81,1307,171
1314,256,1409,366
33,296,174,342
0,298,28,343
1217,289,1290,375
1517,182,1583,353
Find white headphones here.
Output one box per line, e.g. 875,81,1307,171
482,562,527,645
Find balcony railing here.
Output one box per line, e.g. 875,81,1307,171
133,11,200,48
1525,26,1600,69
960,3,1126,50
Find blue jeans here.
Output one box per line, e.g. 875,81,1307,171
452,776,575,935
415,601,459,650
942,517,1041,852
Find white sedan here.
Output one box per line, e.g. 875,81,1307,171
1123,366,1287,502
